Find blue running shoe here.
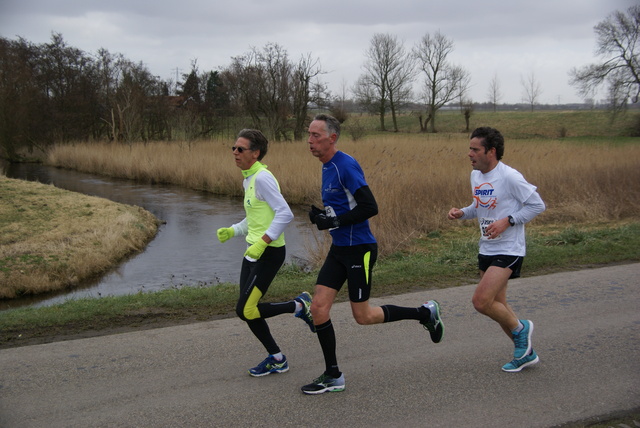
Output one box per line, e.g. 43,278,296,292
513,319,533,359
248,355,289,377
294,291,315,333
502,350,539,372
420,300,444,343
301,373,346,395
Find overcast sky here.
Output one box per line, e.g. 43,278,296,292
1,0,637,104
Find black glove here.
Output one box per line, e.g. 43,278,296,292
308,205,325,224
314,213,340,230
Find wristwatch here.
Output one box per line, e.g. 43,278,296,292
508,215,515,226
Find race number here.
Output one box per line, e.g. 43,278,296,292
480,217,502,240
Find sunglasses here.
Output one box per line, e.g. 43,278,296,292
232,146,252,153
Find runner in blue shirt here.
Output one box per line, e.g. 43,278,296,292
301,114,445,395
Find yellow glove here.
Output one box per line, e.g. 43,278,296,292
216,227,234,243
244,239,268,261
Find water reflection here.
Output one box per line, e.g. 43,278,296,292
1,162,315,309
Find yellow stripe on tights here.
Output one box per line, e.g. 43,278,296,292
243,287,263,320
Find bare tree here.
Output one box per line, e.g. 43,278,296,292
384,38,416,132
223,43,325,141
337,78,349,110
95,48,122,140
413,31,470,133
487,73,502,112
39,33,101,142
329,78,350,123
115,67,149,143
357,33,415,132
521,71,542,111
461,98,474,132
94,48,166,142
224,43,291,140
352,74,378,115
456,72,473,131
569,5,640,113
291,53,324,140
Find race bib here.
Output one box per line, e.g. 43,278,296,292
480,217,502,240
325,206,339,231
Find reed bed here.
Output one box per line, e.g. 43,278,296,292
47,134,640,259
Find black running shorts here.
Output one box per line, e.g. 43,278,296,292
478,254,523,279
316,243,377,302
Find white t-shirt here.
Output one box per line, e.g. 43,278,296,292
460,162,542,256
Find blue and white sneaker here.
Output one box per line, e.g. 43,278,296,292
420,300,444,343
248,355,289,377
294,291,315,333
513,320,533,359
301,373,346,395
502,350,539,372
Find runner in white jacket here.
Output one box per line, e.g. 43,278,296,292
216,129,314,378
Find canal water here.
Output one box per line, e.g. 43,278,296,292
1,162,316,309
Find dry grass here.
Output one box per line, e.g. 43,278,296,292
46,133,640,258
0,177,159,298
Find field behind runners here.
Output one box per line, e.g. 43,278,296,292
47,110,640,260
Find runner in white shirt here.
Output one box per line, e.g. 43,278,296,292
448,127,545,372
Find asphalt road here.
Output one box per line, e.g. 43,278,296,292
1,263,639,428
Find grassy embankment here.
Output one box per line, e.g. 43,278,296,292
0,177,159,299
1,110,639,348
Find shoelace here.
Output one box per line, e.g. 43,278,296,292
513,331,527,348
509,355,529,366
314,374,331,385
257,357,277,369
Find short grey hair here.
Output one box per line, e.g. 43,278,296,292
313,114,341,141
